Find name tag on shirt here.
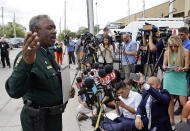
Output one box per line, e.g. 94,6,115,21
47,65,53,70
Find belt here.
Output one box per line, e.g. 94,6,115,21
24,100,68,116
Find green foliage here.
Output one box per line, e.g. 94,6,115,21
94,25,100,35
58,29,76,41
77,25,100,35
77,27,89,34
0,22,25,38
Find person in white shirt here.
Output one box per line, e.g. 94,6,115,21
103,82,142,131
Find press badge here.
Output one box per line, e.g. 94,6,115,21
47,65,53,69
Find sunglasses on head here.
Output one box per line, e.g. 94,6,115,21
169,44,179,48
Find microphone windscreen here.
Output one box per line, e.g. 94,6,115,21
98,69,106,78
84,78,95,89
105,64,113,74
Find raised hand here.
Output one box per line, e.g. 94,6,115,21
22,32,40,65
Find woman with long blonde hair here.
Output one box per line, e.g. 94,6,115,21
163,35,189,125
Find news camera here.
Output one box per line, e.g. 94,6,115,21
139,23,158,40
80,32,99,64
114,31,125,43
78,78,98,107
159,26,172,42
63,34,69,46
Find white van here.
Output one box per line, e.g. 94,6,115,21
123,17,185,41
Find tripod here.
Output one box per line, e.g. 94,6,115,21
94,89,105,131
151,47,165,76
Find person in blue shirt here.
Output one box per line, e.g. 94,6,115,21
178,27,190,51
67,36,75,64
143,31,166,72
122,33,137,78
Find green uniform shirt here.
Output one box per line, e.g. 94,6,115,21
6,46,62,106
5,46,63,131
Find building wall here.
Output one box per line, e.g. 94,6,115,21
185,0,190,17
117,0,188,25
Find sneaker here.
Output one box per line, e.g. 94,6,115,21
174,105,183,115
77,114,89,121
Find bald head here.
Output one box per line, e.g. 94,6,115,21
147,76,161,90
123,33,130,43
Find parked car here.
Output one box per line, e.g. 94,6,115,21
9,38,24,48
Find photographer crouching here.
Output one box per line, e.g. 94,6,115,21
134,73,172,131
103,81,142,131
77,78,99,121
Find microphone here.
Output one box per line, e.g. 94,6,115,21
184,17,190,25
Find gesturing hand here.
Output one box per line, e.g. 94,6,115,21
23,32,40,65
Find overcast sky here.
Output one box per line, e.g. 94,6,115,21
0,0,169,32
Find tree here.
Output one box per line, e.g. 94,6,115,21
94,24,100,35
77,26,89,34
77,25,100,35
58,29,77,41
0,22,25,38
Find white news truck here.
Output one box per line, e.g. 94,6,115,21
123,17,185,41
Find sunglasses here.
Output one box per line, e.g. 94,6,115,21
178,33,185,36
169,44,179,48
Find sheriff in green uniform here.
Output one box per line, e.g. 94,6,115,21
5,15,75,131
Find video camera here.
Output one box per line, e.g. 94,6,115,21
78,78,98,107
63,34,69,46
139,23,158,40
114,31,125,43
80,32,100,64
159,27,172,42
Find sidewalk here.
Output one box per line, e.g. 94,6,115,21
0,48,182,131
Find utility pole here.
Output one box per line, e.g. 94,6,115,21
143,0,145,18
1,7,5,36
13,12,16,38
95,2,99,34
128,0,130,24
87,0,94,34
64,0,66,33
169,0,174,18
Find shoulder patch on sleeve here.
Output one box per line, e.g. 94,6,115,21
15,55,23,67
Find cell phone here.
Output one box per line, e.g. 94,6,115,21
129,73,140,81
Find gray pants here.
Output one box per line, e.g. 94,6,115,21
122,64,135,79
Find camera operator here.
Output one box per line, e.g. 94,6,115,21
141,29,166,75
134,73,172,131
103,81,142,131
77,78,101,121
81,33,98,66
122,33,137,79
97,35,114,67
